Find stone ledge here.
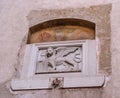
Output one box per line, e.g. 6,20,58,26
11,75,105,90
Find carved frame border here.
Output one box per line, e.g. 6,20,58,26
11,40,105,90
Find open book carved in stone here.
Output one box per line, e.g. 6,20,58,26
36,46,82,73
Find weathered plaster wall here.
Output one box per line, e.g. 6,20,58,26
111,1,120,98
0,0,120,98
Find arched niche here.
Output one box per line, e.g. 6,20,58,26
11,18,105,90
27,18,95,44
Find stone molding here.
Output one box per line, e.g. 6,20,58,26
11,40,105,90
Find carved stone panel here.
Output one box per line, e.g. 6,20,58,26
11,40,105,90
36,46,82,73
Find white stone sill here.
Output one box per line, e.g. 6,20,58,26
11,75,105,90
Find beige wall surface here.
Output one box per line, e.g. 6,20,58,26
0,0,120,98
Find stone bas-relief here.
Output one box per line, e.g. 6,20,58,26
11,40,105,90
36,46,82,73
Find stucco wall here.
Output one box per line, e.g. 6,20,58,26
0,0,120,98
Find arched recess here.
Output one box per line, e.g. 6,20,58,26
11,18,105,90
27,18,95,44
